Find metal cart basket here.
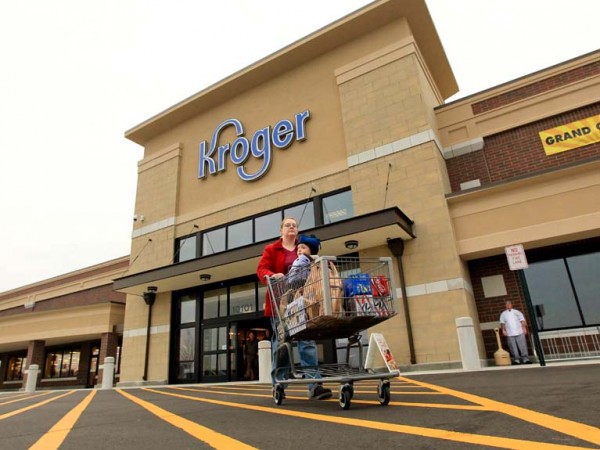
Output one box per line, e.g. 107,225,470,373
266,256,401,409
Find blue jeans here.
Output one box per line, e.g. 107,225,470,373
271,330,320,391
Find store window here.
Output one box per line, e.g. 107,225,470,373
176,235,197,262
203,228,226,256
255,211,281,242
44,349,80,378
202,326,228,376
285,201,315,231
228,220,253,249
229,282,256,316
323,190,353,224
174,188,353,262
203,288,227,319
524,251,599,330
178,328,196,380
181,297,196,324
5,355,27,381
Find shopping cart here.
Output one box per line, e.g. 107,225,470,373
266,256,401,410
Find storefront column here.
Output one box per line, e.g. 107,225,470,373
25,340,45,389
0,354,7,388
98,332,119,386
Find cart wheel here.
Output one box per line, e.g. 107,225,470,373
273,385,285,406
377,380,391,406
339,386,352,410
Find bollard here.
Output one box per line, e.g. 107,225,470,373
25,364,40,392
455,317,481,371
101,357,115,389
258,340,272,383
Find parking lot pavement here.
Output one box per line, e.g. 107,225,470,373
1,361,599,449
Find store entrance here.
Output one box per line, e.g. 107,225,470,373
199,317,272,383
236,318,272,382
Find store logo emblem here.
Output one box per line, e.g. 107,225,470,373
198,110,310,182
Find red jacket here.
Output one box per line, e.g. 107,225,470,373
257,239,292,317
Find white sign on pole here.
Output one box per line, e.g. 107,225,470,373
505,244,529,271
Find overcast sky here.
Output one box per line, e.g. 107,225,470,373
1,0,598,293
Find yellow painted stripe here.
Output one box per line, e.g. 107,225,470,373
117,389,257,450
0,390,75,420
0,391,54,406
400,377,600,446
29,390,96,450
171,387,486,411
147,387,590,450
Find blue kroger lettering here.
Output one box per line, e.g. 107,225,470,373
198,110,310,182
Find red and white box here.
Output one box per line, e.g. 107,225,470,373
370,275,390,297
352,294,389,317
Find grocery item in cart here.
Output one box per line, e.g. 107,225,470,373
302,259,345,317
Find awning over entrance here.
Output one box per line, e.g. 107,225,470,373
113,207,415,296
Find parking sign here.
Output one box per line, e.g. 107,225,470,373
505,244,529,270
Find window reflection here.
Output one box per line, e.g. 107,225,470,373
203,228,225,256
228,220,252,249
229,283,255,315
177,235,197,262
203,354,217,376
567,252,600,325
203,288,226,319
179,328,195,361
203,328,218,352
525,259,584,330
285,202,315,231
44,349,80,378
5,355,27,381
180,297,196,324
255,212,280,242
323,191,353,224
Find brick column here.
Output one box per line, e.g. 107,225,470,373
24,340,45,388
97,332,119,386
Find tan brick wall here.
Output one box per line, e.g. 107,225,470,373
120,293,171,383
129,145,182,274
339,54,425,155
335,43,484,363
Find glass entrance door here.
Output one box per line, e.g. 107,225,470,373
201,323,237,382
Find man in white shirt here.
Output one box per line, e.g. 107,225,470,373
499,301,531,365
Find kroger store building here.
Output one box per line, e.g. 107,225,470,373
1,0,598,389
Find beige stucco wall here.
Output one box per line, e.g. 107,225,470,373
448,159,600,260
0,303,124,350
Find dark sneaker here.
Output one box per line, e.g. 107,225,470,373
512,361,521,365
523,360,532,364
309,384,332,400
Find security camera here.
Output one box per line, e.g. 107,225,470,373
133,214,138,222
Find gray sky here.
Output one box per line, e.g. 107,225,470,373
1,0,598,293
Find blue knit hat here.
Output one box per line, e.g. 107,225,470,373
298,234,320,255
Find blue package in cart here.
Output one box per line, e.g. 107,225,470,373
344,273,372,296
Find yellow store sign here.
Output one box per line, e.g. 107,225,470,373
539,114,600,155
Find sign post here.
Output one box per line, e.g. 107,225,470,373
505,245,546,366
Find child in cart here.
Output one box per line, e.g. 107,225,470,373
287,234,320,290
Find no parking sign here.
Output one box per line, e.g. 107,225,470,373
505,244,528,271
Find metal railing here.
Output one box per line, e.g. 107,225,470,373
537,327,600,361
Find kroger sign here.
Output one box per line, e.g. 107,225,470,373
198,110,310,182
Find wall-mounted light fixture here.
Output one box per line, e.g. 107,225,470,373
199,274,211,282
143,286,157,306
344,239,359,250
